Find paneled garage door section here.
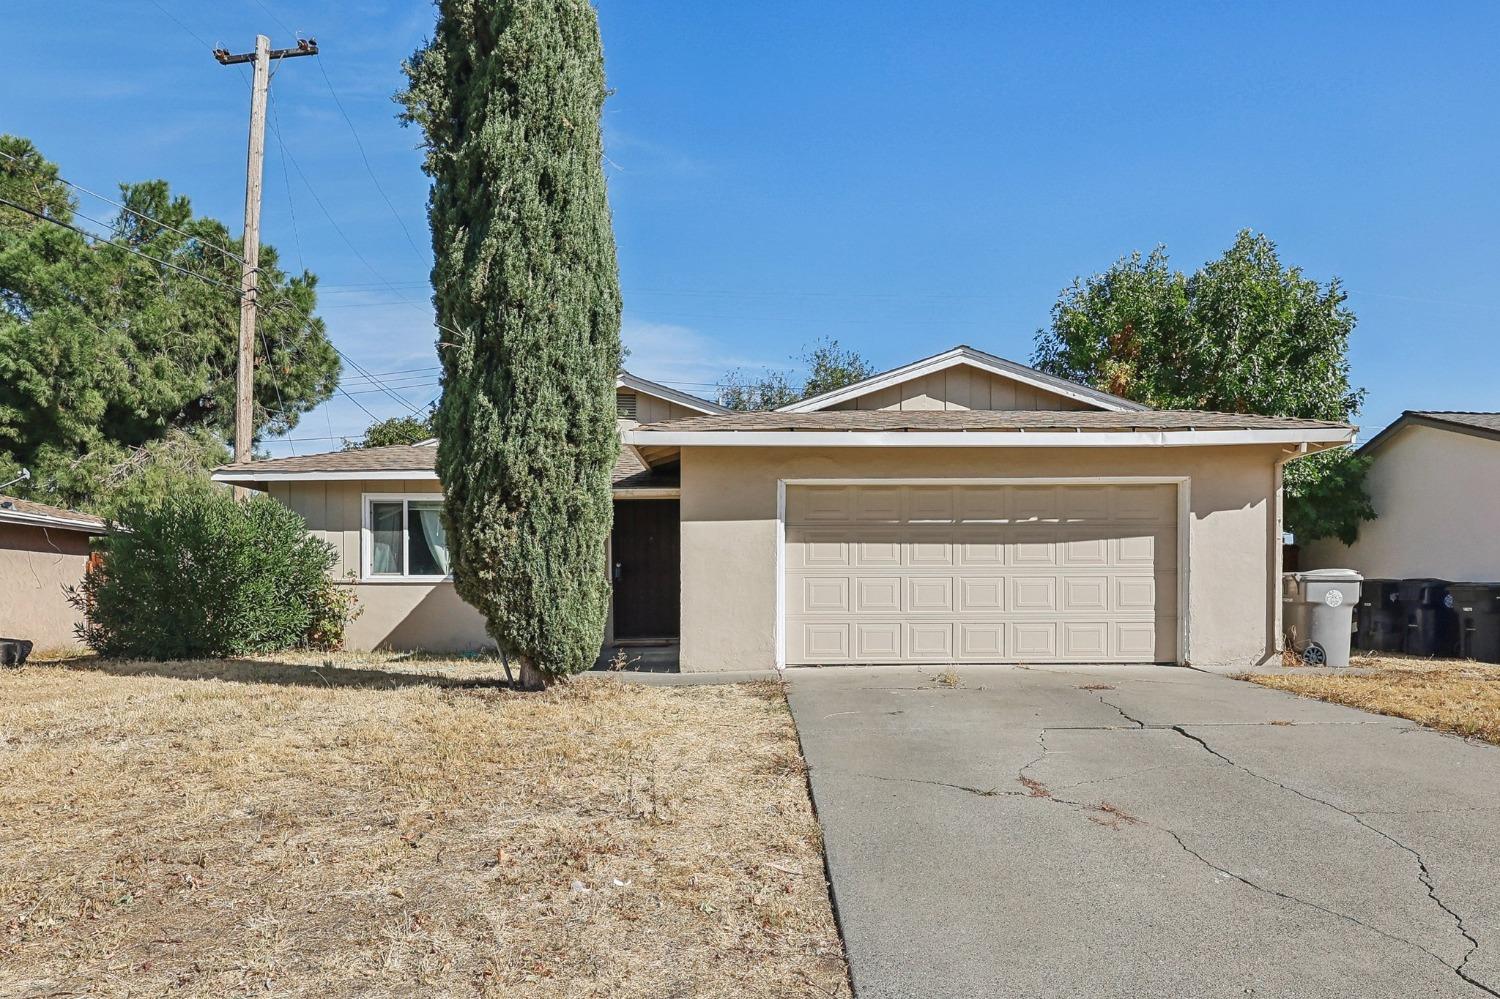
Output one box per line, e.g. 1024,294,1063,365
784,484,1178,664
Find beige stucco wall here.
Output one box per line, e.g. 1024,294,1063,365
1303,424,1500,580
0,522,94,652
268,478,492,652
827,366,1092,412
679,444,1289,672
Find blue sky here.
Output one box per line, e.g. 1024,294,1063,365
6,2,1498,453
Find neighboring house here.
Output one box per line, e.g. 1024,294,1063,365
214,346,1353,669
1302,411,1500,581
0,495,105,651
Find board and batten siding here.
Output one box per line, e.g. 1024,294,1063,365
617,388,703,425
268,478,492,652
825,367,1093,412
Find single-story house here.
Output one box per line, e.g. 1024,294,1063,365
1303,411,1500,580
214,346,1354,670
1,495,105,652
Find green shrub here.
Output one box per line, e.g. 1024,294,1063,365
73,490,346,659
305,573,364,652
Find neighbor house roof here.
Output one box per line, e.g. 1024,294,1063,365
212,442,674,488
625,409,1354,450
618,370,729,415
1359,411,1500,454
776,344,1150,414
0,495,107,534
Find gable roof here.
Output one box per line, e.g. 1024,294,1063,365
777,344,1148,414
1360,411,1500,454
617,370,729,415
0,495,106,534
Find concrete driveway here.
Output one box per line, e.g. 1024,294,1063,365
786,664,1500,999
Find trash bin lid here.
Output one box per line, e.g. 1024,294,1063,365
1293,568,1363,581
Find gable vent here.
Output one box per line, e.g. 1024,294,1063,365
616,392,638,419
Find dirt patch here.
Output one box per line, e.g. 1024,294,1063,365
0,654,847,997
1245,654,1500,745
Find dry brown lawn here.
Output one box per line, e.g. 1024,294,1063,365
1245,653,1500,744
0,652,848,998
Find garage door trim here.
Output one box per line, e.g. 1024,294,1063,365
775,476,1191,668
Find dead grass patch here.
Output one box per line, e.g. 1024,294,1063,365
0,654,847,997
1244,654,1500,745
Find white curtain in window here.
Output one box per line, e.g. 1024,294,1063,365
415,503,452,575
371,502,403,575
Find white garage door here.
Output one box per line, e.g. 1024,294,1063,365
783,483,1178,664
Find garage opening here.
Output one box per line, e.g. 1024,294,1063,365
782,483,1179,665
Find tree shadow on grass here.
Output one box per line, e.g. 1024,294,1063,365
49,654,516,692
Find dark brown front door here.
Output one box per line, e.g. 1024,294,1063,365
611,499,680,639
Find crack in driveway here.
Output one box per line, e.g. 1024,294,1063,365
839,714,1497,997
1168,724,1496,997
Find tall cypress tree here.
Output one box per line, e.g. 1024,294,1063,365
401,0,621,688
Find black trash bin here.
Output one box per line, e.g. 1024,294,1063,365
1446,583,1500,664
1398,578,1453,656
1355,579,1403,652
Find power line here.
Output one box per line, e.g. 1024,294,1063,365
0,148,244,264
146,0,214,49
266,89,305,274
313,55,427,261
0,195,245,294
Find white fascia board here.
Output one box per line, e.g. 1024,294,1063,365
778,347,1140,414
212,469,439,483
616,372,729,415
623,428,1356,449
0,510,106,534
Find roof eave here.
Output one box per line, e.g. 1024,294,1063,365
1359,412,1500,455
211,468,439,483
623,427,1356,449
0,509,108,534
617,371,730,415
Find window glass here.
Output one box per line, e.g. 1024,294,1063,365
370,501,404,575
408,501,451,576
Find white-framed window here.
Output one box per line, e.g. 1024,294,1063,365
361,493,453,582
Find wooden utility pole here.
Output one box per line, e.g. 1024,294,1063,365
214,36,319,466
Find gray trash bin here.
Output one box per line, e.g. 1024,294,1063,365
1282,569,1362,667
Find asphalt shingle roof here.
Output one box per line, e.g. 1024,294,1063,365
1406,412,1500,434
0,495,105,531
635,410,1352,433
216,442,676,487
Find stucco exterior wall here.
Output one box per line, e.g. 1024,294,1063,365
1,522,93,652
679,445,1288,672
267,478,492,652
1303,425,1500,580
826,367,1092,412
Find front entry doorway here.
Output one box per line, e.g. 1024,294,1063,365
611,499,680,640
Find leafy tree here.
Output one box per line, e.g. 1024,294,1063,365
1033,230,1372,543
347,411,435,450
720,337,876,411
0,135,339,512
73,490,348,659
401,0,621,689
